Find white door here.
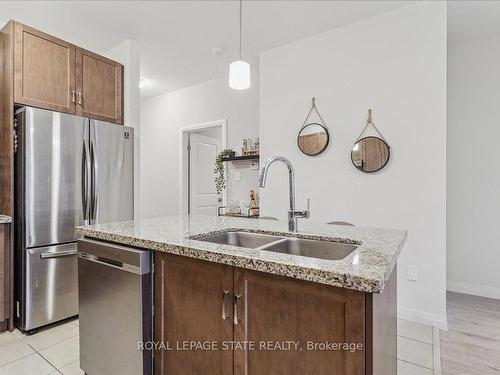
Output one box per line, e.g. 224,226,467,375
189,133,222,216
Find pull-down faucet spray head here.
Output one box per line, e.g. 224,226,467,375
258,156,309,231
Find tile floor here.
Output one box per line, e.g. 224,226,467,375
0,315,438,375
397,318,440,375
0,318,82,375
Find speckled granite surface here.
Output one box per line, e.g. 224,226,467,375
0,215,12,224
76,215,407,293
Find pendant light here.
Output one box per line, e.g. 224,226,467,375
229,0,250,90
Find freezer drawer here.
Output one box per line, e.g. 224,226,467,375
78,239,151,375
25,243,79,330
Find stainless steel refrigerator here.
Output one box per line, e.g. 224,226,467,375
14,106,134,333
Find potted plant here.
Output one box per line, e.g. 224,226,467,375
214,149,233,202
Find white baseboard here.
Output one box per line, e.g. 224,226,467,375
447,280,500,300
397,306,448,330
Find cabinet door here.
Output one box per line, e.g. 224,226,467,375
233,269,365,375
14,23,76,114
154,253,234,375
0,225,6,323
76,48,123,124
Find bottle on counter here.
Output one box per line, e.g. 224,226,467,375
242,139,248,156
248,190,259,217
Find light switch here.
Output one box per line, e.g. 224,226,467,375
406,265,419,282
234,171,241,182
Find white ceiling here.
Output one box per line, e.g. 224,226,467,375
0,1,499,98
447,1,500,46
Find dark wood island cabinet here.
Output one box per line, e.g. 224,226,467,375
153,252,396,375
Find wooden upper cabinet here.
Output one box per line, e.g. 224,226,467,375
13,22,76,114
10,21,123,124
76,48,123,124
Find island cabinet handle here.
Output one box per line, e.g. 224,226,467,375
222,290,230,320
234,293,242,325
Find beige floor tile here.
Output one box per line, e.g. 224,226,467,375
398,319,433,344
39,336,79,370
59,360,84,375
397,360,433,375
0,353,56,375
397,336,434,370
0,331,35,367
22,322,79,352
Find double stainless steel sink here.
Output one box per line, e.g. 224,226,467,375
195,231,358,261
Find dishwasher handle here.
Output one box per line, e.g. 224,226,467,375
79,252,142,275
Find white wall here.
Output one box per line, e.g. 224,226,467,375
447,34,500,300
105,40,141,220
259,2,448,327
140,71,259,218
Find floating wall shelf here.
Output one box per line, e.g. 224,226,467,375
222,155,259,162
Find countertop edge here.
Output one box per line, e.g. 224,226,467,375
76,226,406,294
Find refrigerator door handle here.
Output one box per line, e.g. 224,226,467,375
90,139,98,222
81,140,90,222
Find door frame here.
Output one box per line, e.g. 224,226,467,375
179,119,227,215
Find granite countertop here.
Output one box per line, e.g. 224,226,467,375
0,214,12,224
76,215,407,293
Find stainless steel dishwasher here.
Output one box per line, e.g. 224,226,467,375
78,239,152,375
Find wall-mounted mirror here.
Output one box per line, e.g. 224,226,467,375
351,109,390,173
297,122,329,156
298,97,330,156
351,136,390,173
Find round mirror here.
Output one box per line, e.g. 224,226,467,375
297,123,329,156
351,136,390,173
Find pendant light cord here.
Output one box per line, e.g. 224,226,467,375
239,0,242,60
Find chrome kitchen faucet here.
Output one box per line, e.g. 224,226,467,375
259,156,310,232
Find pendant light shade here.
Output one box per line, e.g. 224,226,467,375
229,0,250,90
229,60,250,90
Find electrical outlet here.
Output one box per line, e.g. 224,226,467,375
234,171,241,182
249,162,259,170
406,265,419,282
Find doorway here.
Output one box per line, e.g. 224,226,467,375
179,120,227,216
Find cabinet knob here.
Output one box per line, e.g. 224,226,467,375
71,90,76,104
78,92,83,106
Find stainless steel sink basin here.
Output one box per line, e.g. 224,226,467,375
194,231,358,261
197,231,282,248
259,238,357,261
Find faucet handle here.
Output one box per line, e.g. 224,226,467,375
291,198,311,219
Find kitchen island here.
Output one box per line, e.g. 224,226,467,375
76,215,407,375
